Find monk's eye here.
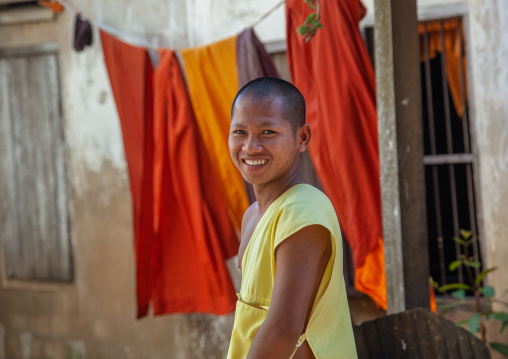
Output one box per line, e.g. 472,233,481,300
262,130,276,134
233,130,246,135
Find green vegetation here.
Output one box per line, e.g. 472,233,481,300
297,0,323,42
432,230,508,357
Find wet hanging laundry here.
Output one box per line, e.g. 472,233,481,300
152,50,238,315
286,0,387,309
181,37,249,234
74,15,93,52
100,31,155,318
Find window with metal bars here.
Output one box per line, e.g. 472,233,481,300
363,15,481,290
420,17,481,288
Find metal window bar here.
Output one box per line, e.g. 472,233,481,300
422,23,446,286
421,17,480,286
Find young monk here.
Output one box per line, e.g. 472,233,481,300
226,77,358,359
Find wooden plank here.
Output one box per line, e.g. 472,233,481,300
44,53,72,281
353,309,492,358
30,53,57,280
0,48,72,282
353,325,369,358
0,5,54,26
0,58,21,279
9,56,36,279
424,309,448,359
0,43,58,58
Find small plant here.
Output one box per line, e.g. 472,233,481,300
297,0,324,42
432,229,508,357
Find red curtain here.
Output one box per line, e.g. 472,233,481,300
100,31,155,317
286,0,387,309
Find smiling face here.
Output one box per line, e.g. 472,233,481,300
229,95,309,187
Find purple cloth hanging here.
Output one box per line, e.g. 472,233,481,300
74,15,93,52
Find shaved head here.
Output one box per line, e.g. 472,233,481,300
231,77,306,132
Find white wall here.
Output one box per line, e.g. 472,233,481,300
466,0,508,307
70,0,286,48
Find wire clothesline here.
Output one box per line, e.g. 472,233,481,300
58,0,160,49
57,0,285,50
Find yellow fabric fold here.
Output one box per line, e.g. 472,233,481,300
181,36,248,232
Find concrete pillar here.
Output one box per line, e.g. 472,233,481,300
374,0,430,314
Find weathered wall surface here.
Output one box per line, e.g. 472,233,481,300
467,0,508,312
0,8,235,359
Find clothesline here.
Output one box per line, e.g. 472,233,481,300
58,0,160,49
57,0,284,50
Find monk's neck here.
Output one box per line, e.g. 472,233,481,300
253,171,306,213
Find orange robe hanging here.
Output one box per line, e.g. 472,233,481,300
100,31,155,318
286,0,387,309
180,37,249,234
152,50,239,315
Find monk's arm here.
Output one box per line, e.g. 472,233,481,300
246,225,331,359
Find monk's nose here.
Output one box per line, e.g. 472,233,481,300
243,135,262,152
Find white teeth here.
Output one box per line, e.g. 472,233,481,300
245,160,267,166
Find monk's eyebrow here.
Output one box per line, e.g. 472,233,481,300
256,120,277,128
231,122,247,128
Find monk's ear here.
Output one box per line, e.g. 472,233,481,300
297,124,311,152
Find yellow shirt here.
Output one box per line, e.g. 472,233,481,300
227,184,358,359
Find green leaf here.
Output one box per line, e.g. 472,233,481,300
297,25,308,35
489,312,508,321
468,313,481,334
451,289,466,300
465,261,481,269
455,320,468,326
439,283,471,292
460,229,472,240
480,286,495,298
501,321,508,334
475,267,498,286
453,236,467,246
490,342,508,357
449,260,463,272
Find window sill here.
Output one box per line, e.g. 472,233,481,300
0,4,55,26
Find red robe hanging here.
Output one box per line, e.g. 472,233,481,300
286,0,387,309
100,31,155,317
102,32,239,316
152,49,239,315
